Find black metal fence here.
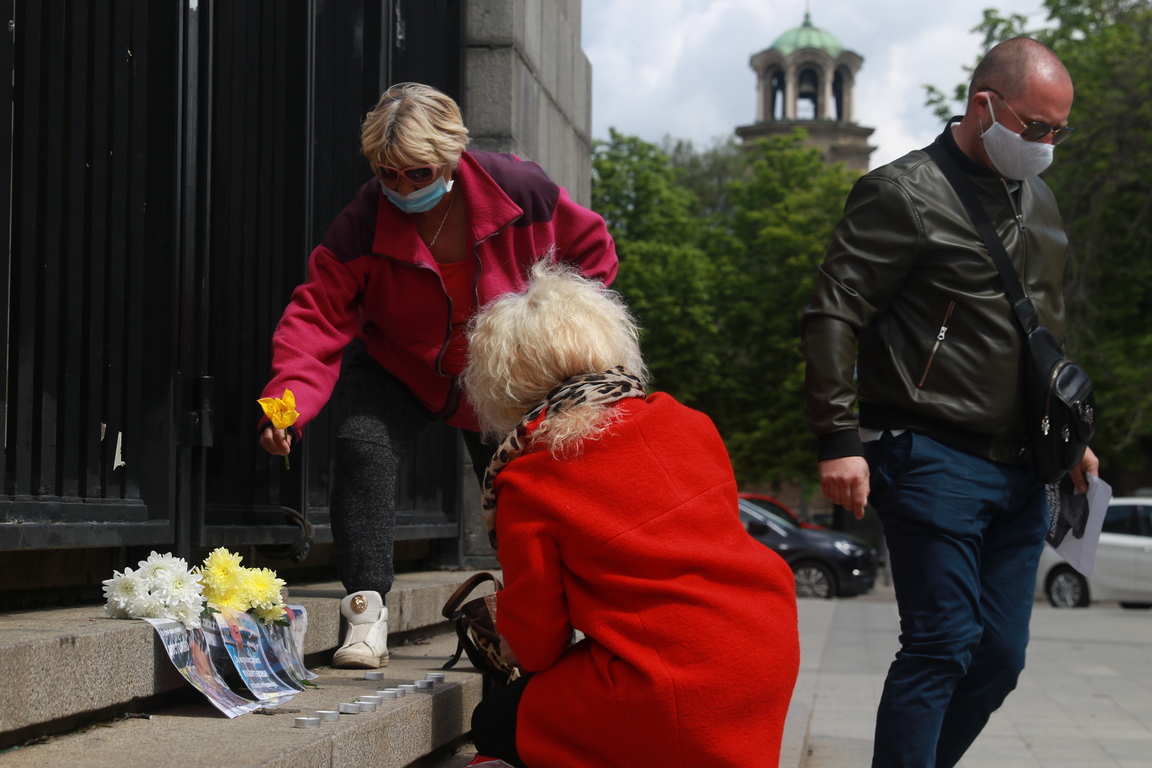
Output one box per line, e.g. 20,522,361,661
1,0,466,559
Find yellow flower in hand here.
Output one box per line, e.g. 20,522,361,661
258,389,299,468
258,389,299,430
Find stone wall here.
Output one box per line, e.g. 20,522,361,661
459,1,593,568
465,0,592,205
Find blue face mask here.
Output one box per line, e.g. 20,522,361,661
380,176,454,214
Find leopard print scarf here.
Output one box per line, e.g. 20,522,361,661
481,366,646,553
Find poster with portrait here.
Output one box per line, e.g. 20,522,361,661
212,607,300,702
1046,473,1112,577
145,618,264,718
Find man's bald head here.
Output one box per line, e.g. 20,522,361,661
969,37,1071,104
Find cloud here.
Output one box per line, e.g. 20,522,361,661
582,0,1050,166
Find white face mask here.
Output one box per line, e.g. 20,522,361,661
980,99,1054,180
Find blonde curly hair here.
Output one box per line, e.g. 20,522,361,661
361,82,470,171
464,259,648,454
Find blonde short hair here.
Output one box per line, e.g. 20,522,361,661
464,259,648,452
361,82,470,171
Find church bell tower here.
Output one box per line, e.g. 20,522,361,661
736,12,875,172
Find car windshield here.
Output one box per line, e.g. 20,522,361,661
740,500,798,531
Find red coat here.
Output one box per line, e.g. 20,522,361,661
495,393,800,768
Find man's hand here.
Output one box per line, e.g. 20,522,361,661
819,456,870,519
1069,446,1099,494
259,426,292,456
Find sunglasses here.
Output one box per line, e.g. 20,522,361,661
987,90,1074,145
374,163,441,185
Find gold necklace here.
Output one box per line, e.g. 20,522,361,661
428,191,456,248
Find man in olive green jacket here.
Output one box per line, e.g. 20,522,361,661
801,37,1098,768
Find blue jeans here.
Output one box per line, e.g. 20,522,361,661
865,431,1048,768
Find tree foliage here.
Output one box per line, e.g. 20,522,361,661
592,129,856,486
591,130,727,408
926,0,1152,477
1044,1,1152,472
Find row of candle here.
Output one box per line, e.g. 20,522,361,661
293,672,447,728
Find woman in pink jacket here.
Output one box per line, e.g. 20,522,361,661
257,83,617,669
462,262,800,768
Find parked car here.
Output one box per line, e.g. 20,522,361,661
1036,496,1152,609
738,492,826,530
738,498,876,599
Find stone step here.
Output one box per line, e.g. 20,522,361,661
0,629,481,768
0,570,497,766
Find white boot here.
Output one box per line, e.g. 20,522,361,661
333,590,389,668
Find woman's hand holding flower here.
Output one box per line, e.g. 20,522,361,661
258,389,299,467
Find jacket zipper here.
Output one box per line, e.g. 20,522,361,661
1002,179,1029,286
433,219,509,420
918,300,956,388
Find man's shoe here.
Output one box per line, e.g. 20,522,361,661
332,590,389,668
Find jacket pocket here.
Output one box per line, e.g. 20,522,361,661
917,301,956,388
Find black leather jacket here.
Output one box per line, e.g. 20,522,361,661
801,122,1068,464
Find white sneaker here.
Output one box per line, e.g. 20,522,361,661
332,590,389,668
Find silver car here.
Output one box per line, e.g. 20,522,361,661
1036,496,1152,608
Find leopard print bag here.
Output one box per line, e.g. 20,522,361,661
441,571,521,696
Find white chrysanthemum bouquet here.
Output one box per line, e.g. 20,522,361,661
102,548,288,628
103,551,206,628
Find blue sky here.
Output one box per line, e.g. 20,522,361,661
582,0,1051,169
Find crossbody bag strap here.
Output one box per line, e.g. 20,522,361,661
923,141,1040,335
441,571,503,621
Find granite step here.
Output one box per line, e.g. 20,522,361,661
0,570,496,766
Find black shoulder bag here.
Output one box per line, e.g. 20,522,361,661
925,142,1095,483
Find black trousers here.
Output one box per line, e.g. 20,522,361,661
330,342,495,595
470,673,533,768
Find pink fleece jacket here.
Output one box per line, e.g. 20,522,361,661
260,151,618,433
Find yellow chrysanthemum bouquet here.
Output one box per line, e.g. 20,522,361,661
197,547,289,626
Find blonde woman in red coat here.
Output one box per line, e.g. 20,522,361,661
462,260,800,768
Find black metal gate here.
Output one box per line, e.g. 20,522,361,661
2,0,466,559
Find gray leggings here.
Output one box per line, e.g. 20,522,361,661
330,343,493,595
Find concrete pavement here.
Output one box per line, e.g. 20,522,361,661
429,583,1152,768
802,585,1152,768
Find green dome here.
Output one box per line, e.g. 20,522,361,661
770,12,844,57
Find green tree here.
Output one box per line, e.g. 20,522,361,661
1041,0,1152,473
662,137,749,220
926,0,1152,477
591,130,726,406
710,132,856,485
591,129,857,486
